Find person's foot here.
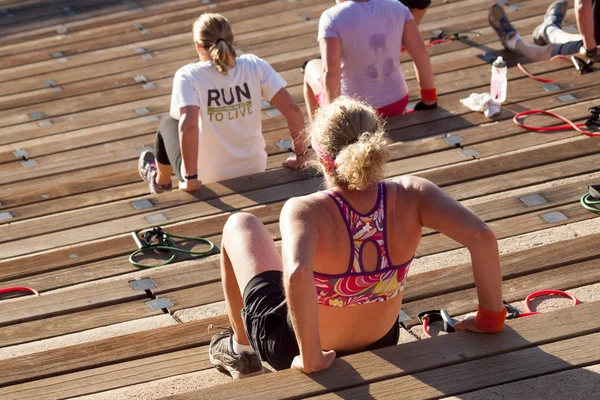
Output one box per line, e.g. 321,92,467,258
489,4,517,51
532,0,569,46
138,150,172,194
209,327,263,380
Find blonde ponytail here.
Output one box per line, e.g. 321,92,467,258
335,131,388,191
193,13,236,74
309,97,389,191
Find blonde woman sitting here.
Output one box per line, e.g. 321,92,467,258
209,97,506,379
138,13,306,194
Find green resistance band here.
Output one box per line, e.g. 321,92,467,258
581,193,600,215
129,227,216,269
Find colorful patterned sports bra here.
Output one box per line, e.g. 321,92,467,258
314,181,413,307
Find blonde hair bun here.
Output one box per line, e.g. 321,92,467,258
310,97,389,191
335,131,388,191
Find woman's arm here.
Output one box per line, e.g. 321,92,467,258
402,19,437,105
269,88,307,169
178,105,202,192
576,0,597,53
280,197,336,372
320,37,342,105
407,177,504,331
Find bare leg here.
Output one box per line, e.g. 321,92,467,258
156,162,173,186
410,7,428,24
220,212,283,345
514,38,554,61
303,59,323,121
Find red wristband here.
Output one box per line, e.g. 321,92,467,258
420,88,437,103
475,305,506,333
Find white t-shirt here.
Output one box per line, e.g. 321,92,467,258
170,54,286,184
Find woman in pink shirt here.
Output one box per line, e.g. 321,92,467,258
303,0,438,120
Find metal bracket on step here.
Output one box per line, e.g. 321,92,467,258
542,83,561,92
131,199,153,210
13,149,29,158
0,212,13,221
459,148,479,158
38,120,52,127
134,75,147,83
29,112,45,119
22,159,38,167
519,194,547,207
145,116,160,123
145,213,167,223
146,297,173,311
540,211,568,223
398,310,411,323
266,109,282,117
276,139,293,150
143,82,156,90
133,23,149,35
444,135,463,145
558,94,576,102
141,53,153,60
135,107,150,115
134,47,146,53
129,277,157,291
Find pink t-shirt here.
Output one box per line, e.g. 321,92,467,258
318,0,413,108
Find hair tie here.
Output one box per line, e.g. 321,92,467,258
311,135,336,173
215,38,226,45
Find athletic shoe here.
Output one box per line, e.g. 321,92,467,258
138,150,172,194
209,327,263,380
533,0,569,46
489,4,517,51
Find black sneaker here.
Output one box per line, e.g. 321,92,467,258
209,327,263,380
489,4,517,51
532,0,568,46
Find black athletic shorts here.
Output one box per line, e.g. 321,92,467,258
241,270,400,371
551,40,584,57
399,0,431,10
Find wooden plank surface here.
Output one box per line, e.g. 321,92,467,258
0,300,163,347
318,331,600,399
402,258,600,325
162,301,600,400
0,314,229,387
0,346,211,400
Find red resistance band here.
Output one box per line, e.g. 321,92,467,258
515,54,600,136
0,287,40,298
421,290,580,336
516,55,573,83
506,289,580,319
513,110,600,137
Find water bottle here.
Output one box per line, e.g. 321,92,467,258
490,56,507,103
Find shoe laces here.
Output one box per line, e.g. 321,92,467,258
498,16,514,36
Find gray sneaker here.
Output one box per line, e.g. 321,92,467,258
138,150,172,194
489,4,517,51
532,0,569,46
209,327,263,380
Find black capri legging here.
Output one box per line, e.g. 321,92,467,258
155,116,184,181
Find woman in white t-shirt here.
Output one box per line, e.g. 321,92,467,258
138,13,306,193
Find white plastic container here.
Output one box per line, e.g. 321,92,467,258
490,56,507,103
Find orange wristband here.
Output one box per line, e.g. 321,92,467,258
420,88,437,103
475,305,507,333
